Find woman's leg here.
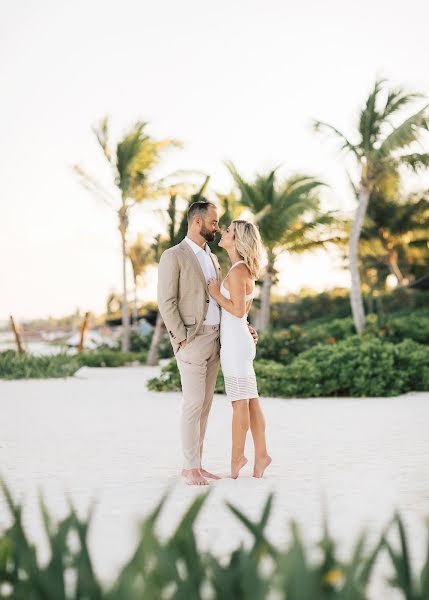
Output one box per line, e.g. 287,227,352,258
249,398,272,477
231,399,249,478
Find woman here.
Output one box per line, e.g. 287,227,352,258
208,220,271,479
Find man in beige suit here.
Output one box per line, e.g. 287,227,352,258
158,200,258,485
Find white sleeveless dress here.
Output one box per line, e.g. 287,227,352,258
220,261,259,401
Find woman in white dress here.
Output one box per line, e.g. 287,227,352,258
208,220,271,479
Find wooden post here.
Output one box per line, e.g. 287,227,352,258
78,312,90,353
10,315,25,354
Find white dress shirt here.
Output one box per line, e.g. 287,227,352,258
185,236,220,325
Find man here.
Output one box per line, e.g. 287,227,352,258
157,200,257,485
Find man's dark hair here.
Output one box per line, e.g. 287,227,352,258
187,200,217,224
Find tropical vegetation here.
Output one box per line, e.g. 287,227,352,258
74,117,181,351
147,308,429,397
226,162,338,331
1,478,429,600
0,349,147,380
314,79,429,334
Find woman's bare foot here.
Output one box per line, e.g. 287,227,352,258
253,455,272,478
200,468,221,480
231,456,248,479
181,468,209,486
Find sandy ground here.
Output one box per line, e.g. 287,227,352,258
1,365,428,598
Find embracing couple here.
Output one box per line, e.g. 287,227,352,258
157,201,271,486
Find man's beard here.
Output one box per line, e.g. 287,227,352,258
200,225,216,243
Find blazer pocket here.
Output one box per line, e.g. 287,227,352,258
183,315,196,326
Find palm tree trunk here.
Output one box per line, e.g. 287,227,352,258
133,280,139,326
147,311,164,366
259,256,274,332
77,311,90,353
10,315,25,354
121,230,130,352
349,184,371,334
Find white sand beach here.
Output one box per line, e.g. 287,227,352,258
1,365,428,599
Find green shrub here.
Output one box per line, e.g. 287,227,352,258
147,358,225,393
270,286,428,328
256,326,306,364
1,478,429,599
277,337,429,397
384,310,429,345
157,332,175,359
77,350,147,368
301,316,356,344
148,337,429,397
256,310,429,364
129,330,152,352
0,350,80,380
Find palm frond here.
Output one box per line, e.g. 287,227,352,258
225,160,265,213
378,105,429,156
116,121,149,194
92,115,112,163
73,165,117,209
359,79,384,153
399,152,429,172
382,89,423,121
313,120,360,159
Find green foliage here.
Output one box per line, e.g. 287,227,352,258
256,327,307,365
1,478,429,599
0,351,80,380
275,337,429,397
314,79,429,189
359,191,429,286
270,287,428,329
148,359,224,393
257,309,429,364
128,330,152,352
77,350,147,368
382,311,429,345
271,288,352,328
148,336,429,398
106,330,174,357
0,349,147,379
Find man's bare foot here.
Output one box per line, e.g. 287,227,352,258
181,468,209,486
253,455,272,478
200,468,221,480
231,456,248,479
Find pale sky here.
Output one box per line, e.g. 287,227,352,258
1,0,428,321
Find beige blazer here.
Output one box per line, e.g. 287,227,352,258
157,239,222,352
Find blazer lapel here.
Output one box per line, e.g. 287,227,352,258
210,252,222,282
180,240,208,289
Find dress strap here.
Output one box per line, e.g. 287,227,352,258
223,260,247,284
228,260,246,273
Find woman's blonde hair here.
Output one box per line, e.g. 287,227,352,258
232,220,263,279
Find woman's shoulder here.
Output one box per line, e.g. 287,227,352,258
229,263,253,282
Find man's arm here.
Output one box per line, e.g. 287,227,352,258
157,251,187,346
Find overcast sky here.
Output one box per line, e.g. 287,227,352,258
1,0,428,321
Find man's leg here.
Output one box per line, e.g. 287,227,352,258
176,332,212,484
199,331,220,476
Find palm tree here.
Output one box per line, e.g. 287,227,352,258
226,162,335,331
74,116,180,350
128,235,154,324
360,190,429,286
314,79,429,333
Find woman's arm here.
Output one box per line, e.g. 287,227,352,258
208,267,247,318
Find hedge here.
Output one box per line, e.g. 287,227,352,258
147,337,429,397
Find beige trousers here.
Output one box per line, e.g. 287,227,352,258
175,325,220,469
